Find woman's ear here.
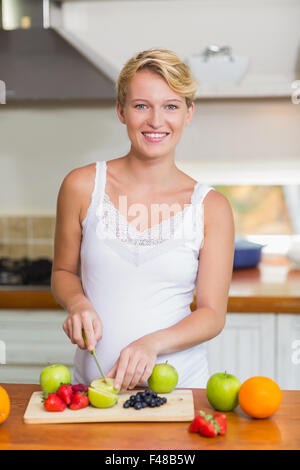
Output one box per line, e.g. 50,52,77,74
185,102,195,126
116,101,126,124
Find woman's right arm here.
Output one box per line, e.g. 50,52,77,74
51,168,102,352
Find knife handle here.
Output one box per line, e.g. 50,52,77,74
82,328,94,355
81,328,107,382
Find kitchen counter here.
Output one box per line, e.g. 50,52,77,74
1,256,299,313
0,383,299,450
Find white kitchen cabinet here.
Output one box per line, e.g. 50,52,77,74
206,313,300,390
0,310,76,384
206,313,276,384
276,314,300,390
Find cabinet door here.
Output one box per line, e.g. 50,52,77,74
0,310,77,384
206,313,276,384
277,314,300,390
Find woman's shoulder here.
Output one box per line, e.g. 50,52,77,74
63,162,97,182
58,163,101,226
202,188,234,228
60,162,97,194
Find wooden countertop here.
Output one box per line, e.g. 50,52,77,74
1,256,300,313
0,383,299,450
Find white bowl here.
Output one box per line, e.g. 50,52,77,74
186,55,249,85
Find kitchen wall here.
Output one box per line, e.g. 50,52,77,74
1,99,299,217
0,0,299,221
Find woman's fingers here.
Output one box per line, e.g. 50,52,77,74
93,317,103,343
119,354,145,391
106,362,118,379
128,359,147,390
138,362,154,386
70,314,85,349
62,319,68,337
113,343,157,391
81,314,95,351
63,305,102,351
64,317,73,343
68,312,99,350
114,351,131,391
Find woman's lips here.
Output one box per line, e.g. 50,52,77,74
142,132,169,143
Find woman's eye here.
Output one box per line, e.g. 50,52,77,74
135,104,177,110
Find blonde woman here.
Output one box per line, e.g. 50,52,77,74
51,48,235,390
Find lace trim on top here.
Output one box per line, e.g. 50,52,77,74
101,192,198,246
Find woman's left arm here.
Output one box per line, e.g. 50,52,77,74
150,190,235,355
107,191,235,390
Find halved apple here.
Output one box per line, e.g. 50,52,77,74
88,377,120,408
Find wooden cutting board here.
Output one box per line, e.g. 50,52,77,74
23,389,195,424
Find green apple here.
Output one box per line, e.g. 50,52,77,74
39,364,71,394
206,371,241,411
148,362,178,393
88,377,120,408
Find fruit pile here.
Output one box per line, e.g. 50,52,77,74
205,372,282,418
123,390,167,409
189,410,227,437
187,372,283,438
42,384,89,412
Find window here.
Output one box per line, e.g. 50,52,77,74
214,185,293,236
214,185,300,255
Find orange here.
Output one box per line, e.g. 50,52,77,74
238,376,282,419
0,385,10,424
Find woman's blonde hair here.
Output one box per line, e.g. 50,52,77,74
116,48,198,109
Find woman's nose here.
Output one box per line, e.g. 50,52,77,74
147,108,164,128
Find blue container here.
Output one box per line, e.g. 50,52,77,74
233,238,264,270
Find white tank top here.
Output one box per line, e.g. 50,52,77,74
73,160,215,388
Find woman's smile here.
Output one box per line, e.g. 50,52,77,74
141,132,170,143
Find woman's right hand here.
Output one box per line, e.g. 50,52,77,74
62,300,103,351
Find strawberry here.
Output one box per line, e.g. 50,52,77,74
189,414,207,433
57,384,73,405
198,411,220,437
198,419,219,437
213,413,227,435
188,410,221,437
43,393,67,412
71,384,89,394
69,391,89,410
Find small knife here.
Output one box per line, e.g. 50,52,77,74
82,329,108,384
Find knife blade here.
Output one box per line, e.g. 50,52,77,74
82,329,108,384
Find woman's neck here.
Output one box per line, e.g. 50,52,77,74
121,152,181,191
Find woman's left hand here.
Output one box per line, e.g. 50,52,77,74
106,336,158,391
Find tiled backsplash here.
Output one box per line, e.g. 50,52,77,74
0,217,55,259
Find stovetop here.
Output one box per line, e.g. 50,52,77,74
0,257,52,286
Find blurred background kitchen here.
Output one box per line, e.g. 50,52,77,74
0,0,300,389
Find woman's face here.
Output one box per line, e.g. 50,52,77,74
116,69,194,160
